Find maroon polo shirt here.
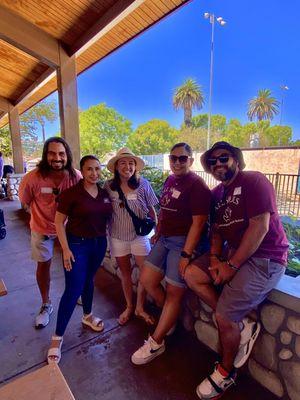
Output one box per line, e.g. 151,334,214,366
159,171,211,236
57,180,113,238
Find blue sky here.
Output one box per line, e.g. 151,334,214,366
46,0,300,141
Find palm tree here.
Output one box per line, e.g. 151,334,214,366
247,89,279,121
173,79,204,127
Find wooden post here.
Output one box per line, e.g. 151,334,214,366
57,46,80,168
8,106,24,173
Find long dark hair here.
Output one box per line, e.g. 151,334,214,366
37,137,77,179
110,160,140,191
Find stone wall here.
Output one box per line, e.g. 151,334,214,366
182,292,300,400
6,174,24,201
102,255,300,400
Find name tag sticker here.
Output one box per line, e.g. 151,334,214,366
103,198,110,203
233,186,241,196
127,193,137,201
41,187,53,194
172,189,181,199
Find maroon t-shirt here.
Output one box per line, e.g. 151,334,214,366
57,180,113,238
159,171,211,236
212,171,289,265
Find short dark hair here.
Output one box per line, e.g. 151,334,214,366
170,142,193,156
37,137,76,178
80,155,100,170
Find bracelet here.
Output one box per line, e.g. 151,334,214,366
226,260,239,271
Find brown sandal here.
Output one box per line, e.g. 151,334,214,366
135,310,155,326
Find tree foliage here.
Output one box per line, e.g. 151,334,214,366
79,103,132,159
177,113,294,150
247,89,280,121
0,126,12,156
127,119,179,155
173,78,204,127
21,100,57,143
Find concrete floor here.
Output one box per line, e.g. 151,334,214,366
0,200,278,400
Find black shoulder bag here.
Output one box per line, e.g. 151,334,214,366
117,187,155,236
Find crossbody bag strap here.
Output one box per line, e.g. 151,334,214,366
116,186,139,220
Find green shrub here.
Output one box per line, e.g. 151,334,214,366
141,166,169,198
282,220,300,277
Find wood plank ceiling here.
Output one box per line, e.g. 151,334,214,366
0,0,190,128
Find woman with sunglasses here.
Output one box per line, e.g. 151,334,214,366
131,142,211,365
47,155,113,364
104,148,158,326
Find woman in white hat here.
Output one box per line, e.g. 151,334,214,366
104,148,158,325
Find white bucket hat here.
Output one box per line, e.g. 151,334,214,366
107,147,145,173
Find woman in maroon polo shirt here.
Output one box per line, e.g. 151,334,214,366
47,155,112,364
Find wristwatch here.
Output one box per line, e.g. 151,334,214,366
181,251,192,259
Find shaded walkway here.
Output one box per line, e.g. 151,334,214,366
0,200,278,400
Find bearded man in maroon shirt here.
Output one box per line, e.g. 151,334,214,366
184,141,289,400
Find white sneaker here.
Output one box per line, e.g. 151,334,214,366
35,303,53,329
131,336,165,365
234,317,261,368
196,363,237,399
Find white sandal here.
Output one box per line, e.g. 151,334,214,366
82,313,104,332
47,335,63,364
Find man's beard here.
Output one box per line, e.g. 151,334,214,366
49,161,66,170
213,164,237,182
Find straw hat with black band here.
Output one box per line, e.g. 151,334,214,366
107,147,145,173
200,141,246,173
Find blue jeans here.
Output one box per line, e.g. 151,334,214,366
55,234,107,336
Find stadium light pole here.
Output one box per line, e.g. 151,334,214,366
279,85,289,126
204,13,226,149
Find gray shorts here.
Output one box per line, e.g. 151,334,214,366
31,231,57,262
192,252,285,322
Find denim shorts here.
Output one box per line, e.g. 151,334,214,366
192,252,285,322
144,236,187,288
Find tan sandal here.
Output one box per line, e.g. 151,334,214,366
47,335,63,364
82,313,104,332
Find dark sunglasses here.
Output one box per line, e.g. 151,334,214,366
169,155,189,164
52,188,60,195
207,154,230,166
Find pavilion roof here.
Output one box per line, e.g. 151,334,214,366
0,0,189,127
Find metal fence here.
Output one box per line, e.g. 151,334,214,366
164,169,300,218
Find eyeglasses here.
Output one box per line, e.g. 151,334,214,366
169,155,189,164
207,154,230,166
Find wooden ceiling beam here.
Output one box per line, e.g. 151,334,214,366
15,68,56,107
0,5,60,68
0,69,55,125
69,0,146,57
0,96,11,113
